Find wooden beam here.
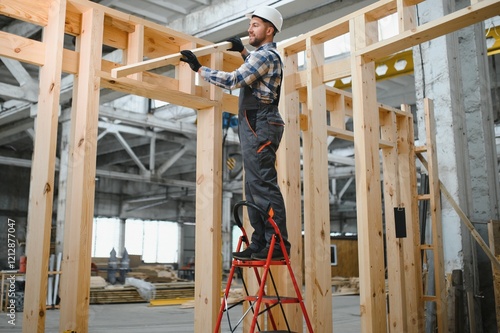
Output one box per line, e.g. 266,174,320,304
100,71,214,109
302,35,332,332
111,36,249,79
359,0,500,61
0,31,45,67
0,0,49,27
421,98,448,332
398,105,424,332
126,23,144,81
437,183,500,271
22,0,67,331
58,7,104,332
276,49,303,331
193,50,223,333
380,110,407,332
350,13,387,333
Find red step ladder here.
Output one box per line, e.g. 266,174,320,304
214,201,314,333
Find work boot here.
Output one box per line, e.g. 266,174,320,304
251,247,285,261
232,247,259,260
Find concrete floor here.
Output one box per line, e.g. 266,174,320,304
0,294,360,333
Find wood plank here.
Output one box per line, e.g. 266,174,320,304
58,7,104,333
421,98,448,332
280,0,425,53
22,1,67,332
99,71,214,109
326,126,354,141
276,49,303,331
302,35,332,332
380,110,407,333
111,37,249,79
0,0,49,27
359,0,500,61
350,14,387,333
144,26,191,58
193,51,223,333
0,31,45,67
398,105,423,332
328,93,347,130
126,23,144,81
436,182,500,271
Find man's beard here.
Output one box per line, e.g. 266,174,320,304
249,35,264,47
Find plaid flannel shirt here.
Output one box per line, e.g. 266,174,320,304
199,42,282,104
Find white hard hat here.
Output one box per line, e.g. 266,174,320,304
246,6,283,32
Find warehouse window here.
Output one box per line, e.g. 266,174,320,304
92,217,179,263
92,217,121,258
125,219,179,263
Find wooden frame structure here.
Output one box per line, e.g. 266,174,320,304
1,0,500,332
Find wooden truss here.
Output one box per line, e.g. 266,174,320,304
1,0,500,332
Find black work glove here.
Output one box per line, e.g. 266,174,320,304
180,50,201,72
227,36,244,53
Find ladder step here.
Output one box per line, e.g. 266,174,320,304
417,193,431,200
258,331,298,333
232,259,287,267
415,145,427,153
420,244,433,250
245,295,300,304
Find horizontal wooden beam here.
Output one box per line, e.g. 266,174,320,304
100,71,215,109
359,0,500,61
0,0,49,27
111,36,249,79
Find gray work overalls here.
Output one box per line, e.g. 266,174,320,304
237,52,290,253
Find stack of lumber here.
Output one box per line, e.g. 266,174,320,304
127,264,180,283
331,276,359,295
89,281,194,304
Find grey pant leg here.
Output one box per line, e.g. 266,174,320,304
238,106,290,252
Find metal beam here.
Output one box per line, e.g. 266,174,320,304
157,144,190,175
0,155,196,188
114,131,148,173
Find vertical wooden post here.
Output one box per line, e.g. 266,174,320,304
22,1,67,332
397,0,417,33
350,14,387,333
423,98,448,332
194,51,223,333
58,7,104,332
126,24,144,81
380,110,407,332
276,49,302,331
302,35,332,332
399,105,424,332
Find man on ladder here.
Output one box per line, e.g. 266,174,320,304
181,6,290,261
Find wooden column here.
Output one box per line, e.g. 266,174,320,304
58,7,104,332
276,49,303,331
422,98,448,332
194,51,223,333
126,23,144,81
303,35,332,332
398,105,424,332
22,1,67,332
350,14,387,332
380,110,407,332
